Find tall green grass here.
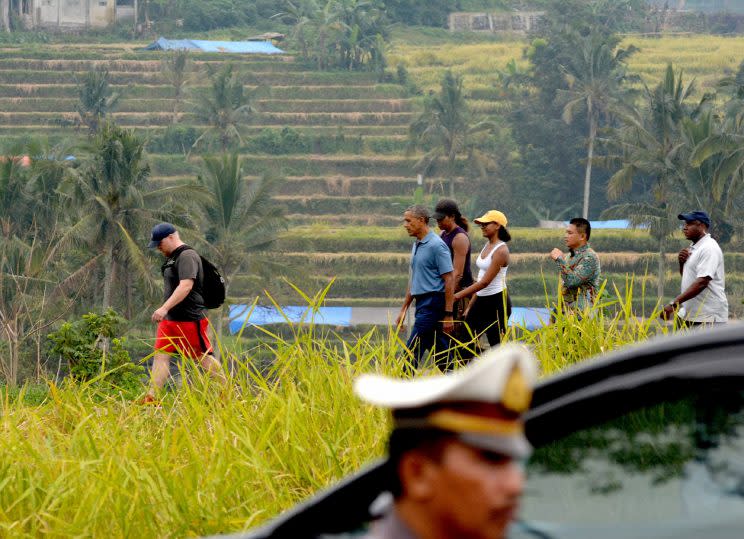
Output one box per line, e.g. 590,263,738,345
0,285,675,537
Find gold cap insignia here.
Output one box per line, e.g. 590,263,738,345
502,367,532,413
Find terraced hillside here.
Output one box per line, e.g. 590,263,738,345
0,44,428,229
1,43,742,317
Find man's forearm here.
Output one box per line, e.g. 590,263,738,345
674,277,710,305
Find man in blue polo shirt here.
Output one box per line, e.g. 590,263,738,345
395,205,455,369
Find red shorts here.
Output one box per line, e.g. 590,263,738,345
155,319,213,358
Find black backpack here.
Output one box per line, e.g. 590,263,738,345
168,245,226,309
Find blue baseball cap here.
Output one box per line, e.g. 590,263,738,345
148,222,176,248
678,211,711,228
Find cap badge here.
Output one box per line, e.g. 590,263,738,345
502,367,531,413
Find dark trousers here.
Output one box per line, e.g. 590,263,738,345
406,292,451,369
674,317,725,330
462,291,511,356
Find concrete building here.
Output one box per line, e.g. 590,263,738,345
11,0,135,30
448,11,545,34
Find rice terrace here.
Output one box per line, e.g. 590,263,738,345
1,0,744,537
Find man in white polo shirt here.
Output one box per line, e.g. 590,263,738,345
661,211,728,326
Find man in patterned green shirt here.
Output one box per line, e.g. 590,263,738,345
549,217,601,312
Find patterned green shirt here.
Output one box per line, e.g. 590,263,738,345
554,243,601,311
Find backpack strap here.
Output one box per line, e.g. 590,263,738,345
161,244,193,277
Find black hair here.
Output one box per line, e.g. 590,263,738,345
497,226,511,243
569,217,591,241
455,214,470,232
434,199,469,232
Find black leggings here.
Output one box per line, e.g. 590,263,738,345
464,290,511,348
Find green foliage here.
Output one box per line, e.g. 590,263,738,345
409,69,496,197
557,31,638,218
75,68,120,134
246,127,364,154
281,0,390,71
147,124,200,154
191,64,257,151
196,153,287,330
48,310,144,392
0,383,48,406
59,123,196,311
160,49,192,122
385,0,463,27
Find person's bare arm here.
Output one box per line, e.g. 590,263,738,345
451,233,469,289
442,271,454,334
152,279,194,322
396,284,413,330
660,276,712,320
454,247,509,300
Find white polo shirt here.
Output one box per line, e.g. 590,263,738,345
678,233,728,323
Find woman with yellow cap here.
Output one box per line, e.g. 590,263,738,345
454,210,512,355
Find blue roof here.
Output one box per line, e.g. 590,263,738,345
144,37,284,54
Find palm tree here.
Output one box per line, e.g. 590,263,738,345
75,68,120,134
191,64,258,151
196,153,287,336
687,104,744,244
160,49,192,123
602,64,697,297
409,70,496,198
0,146,29,239
273,0,319,61
332,0,388,70
59,123,196,311
558,32,637,219
0,0,9,33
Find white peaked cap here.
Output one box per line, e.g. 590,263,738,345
354,343,538,411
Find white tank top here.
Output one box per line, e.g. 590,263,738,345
475,241,508,297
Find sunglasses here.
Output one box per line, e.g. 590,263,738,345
478,222,494,228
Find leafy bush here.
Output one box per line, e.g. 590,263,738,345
244,127,366,155
147,125,200,154
48,310,144,393
248,127,310,154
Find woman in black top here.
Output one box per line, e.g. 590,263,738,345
433,199,473,358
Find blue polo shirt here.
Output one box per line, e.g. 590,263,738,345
410,231,453,295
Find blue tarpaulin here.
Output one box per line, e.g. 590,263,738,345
228,304,551,334
508,307,551,330
144,37,284,54
229,305,353,333
564,219,645,229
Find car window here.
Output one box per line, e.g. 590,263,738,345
520,386,744,525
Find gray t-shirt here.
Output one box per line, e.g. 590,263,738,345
162,246,206,321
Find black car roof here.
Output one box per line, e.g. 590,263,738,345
526,324,744,445
215,324,744,539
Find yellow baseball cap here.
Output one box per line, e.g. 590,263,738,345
473,210,508,227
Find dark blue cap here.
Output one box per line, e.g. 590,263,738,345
148,222,176,248
678,211,711,228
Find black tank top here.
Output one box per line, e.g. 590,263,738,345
441,226,474,289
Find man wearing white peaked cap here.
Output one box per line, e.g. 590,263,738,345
352,343,539,539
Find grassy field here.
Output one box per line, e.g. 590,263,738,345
0,295,672,538
389,32,744,96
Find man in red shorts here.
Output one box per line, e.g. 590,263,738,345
141,222,226,403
